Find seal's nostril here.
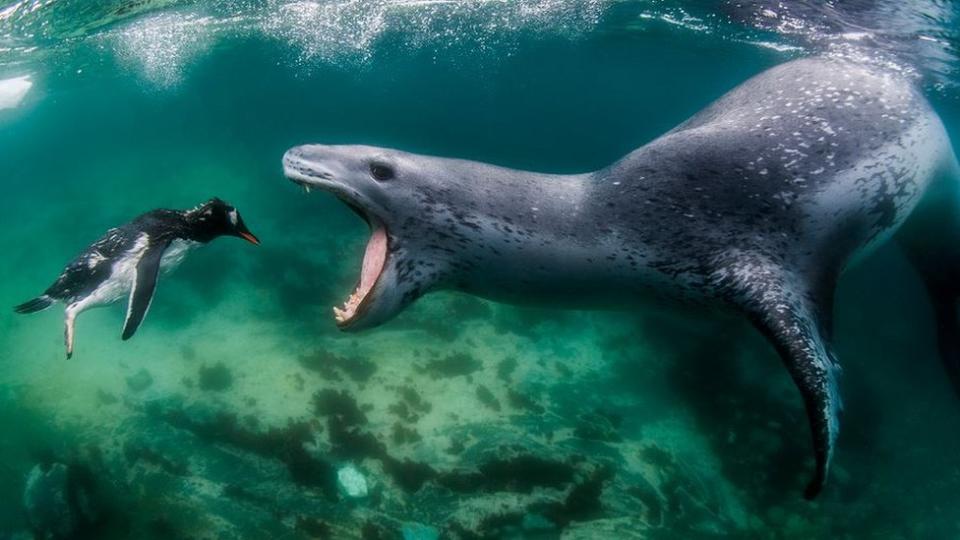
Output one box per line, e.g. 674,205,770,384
283,148,305,164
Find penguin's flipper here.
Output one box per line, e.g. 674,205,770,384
714,254,841,500
122,240,169,341
64,305,78,359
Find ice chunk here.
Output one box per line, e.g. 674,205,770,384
0,75,31,110
336,464,368,498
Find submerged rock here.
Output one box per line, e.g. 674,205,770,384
574,411,622,442
418,353,482,379
299,350,377,383
151,399,338,498
521,513,556,533
95,389,118,405
391,422,421,445
295,516,332,538
125,369,153,392
198,362,233,391
401,522,439,540
561,517,649,539
475,385,501,411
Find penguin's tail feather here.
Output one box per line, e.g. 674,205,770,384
14,295,54,314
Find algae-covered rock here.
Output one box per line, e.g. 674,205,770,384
561,517,649,539
197,362,233,391
23,462,100,539
125,369,154,392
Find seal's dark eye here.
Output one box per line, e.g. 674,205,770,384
370,162,394,182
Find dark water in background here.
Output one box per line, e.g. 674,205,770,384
1,1,960,538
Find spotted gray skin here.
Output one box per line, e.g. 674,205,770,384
283,57,960,499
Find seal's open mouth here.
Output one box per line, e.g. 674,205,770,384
333,221,387,325
283,155,388,328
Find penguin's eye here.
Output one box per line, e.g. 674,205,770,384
370,162,395,182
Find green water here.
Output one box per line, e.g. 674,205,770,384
2,1,960,538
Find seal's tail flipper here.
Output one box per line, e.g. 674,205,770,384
750,293,841,500
714,255,841,499
14,295,53,314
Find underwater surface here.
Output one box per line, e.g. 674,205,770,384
2,0,960,538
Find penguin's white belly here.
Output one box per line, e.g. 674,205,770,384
79,255,139,311
159,239,198,274
74,237,197,312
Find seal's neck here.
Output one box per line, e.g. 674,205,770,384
458,165,595,239
423,162,640,305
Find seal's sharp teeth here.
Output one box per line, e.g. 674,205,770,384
302,184,312,194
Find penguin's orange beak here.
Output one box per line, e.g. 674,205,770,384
235,215,260,245
240,231,260,245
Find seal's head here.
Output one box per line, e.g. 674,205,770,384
283,144,459,331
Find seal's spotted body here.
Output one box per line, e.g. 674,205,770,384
284,57,959,498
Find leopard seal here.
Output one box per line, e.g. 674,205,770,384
282,57,959,498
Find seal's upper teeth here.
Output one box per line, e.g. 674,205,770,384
302,185,312,194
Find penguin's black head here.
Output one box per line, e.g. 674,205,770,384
188,198,260,245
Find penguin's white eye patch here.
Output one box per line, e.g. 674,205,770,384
229,209,238,225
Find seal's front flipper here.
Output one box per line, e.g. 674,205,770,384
908,262,960,396
122,240,169,341
928,290,960,395
897,160,960,397
715,256,841,499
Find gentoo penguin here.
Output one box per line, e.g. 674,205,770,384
14,198,259,358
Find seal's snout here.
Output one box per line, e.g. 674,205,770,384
283,144,332,167
283,145,338,193
282,147,303,171
281,142,402,332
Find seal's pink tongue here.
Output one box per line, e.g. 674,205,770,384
360,226,387,294
334,225,387,325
